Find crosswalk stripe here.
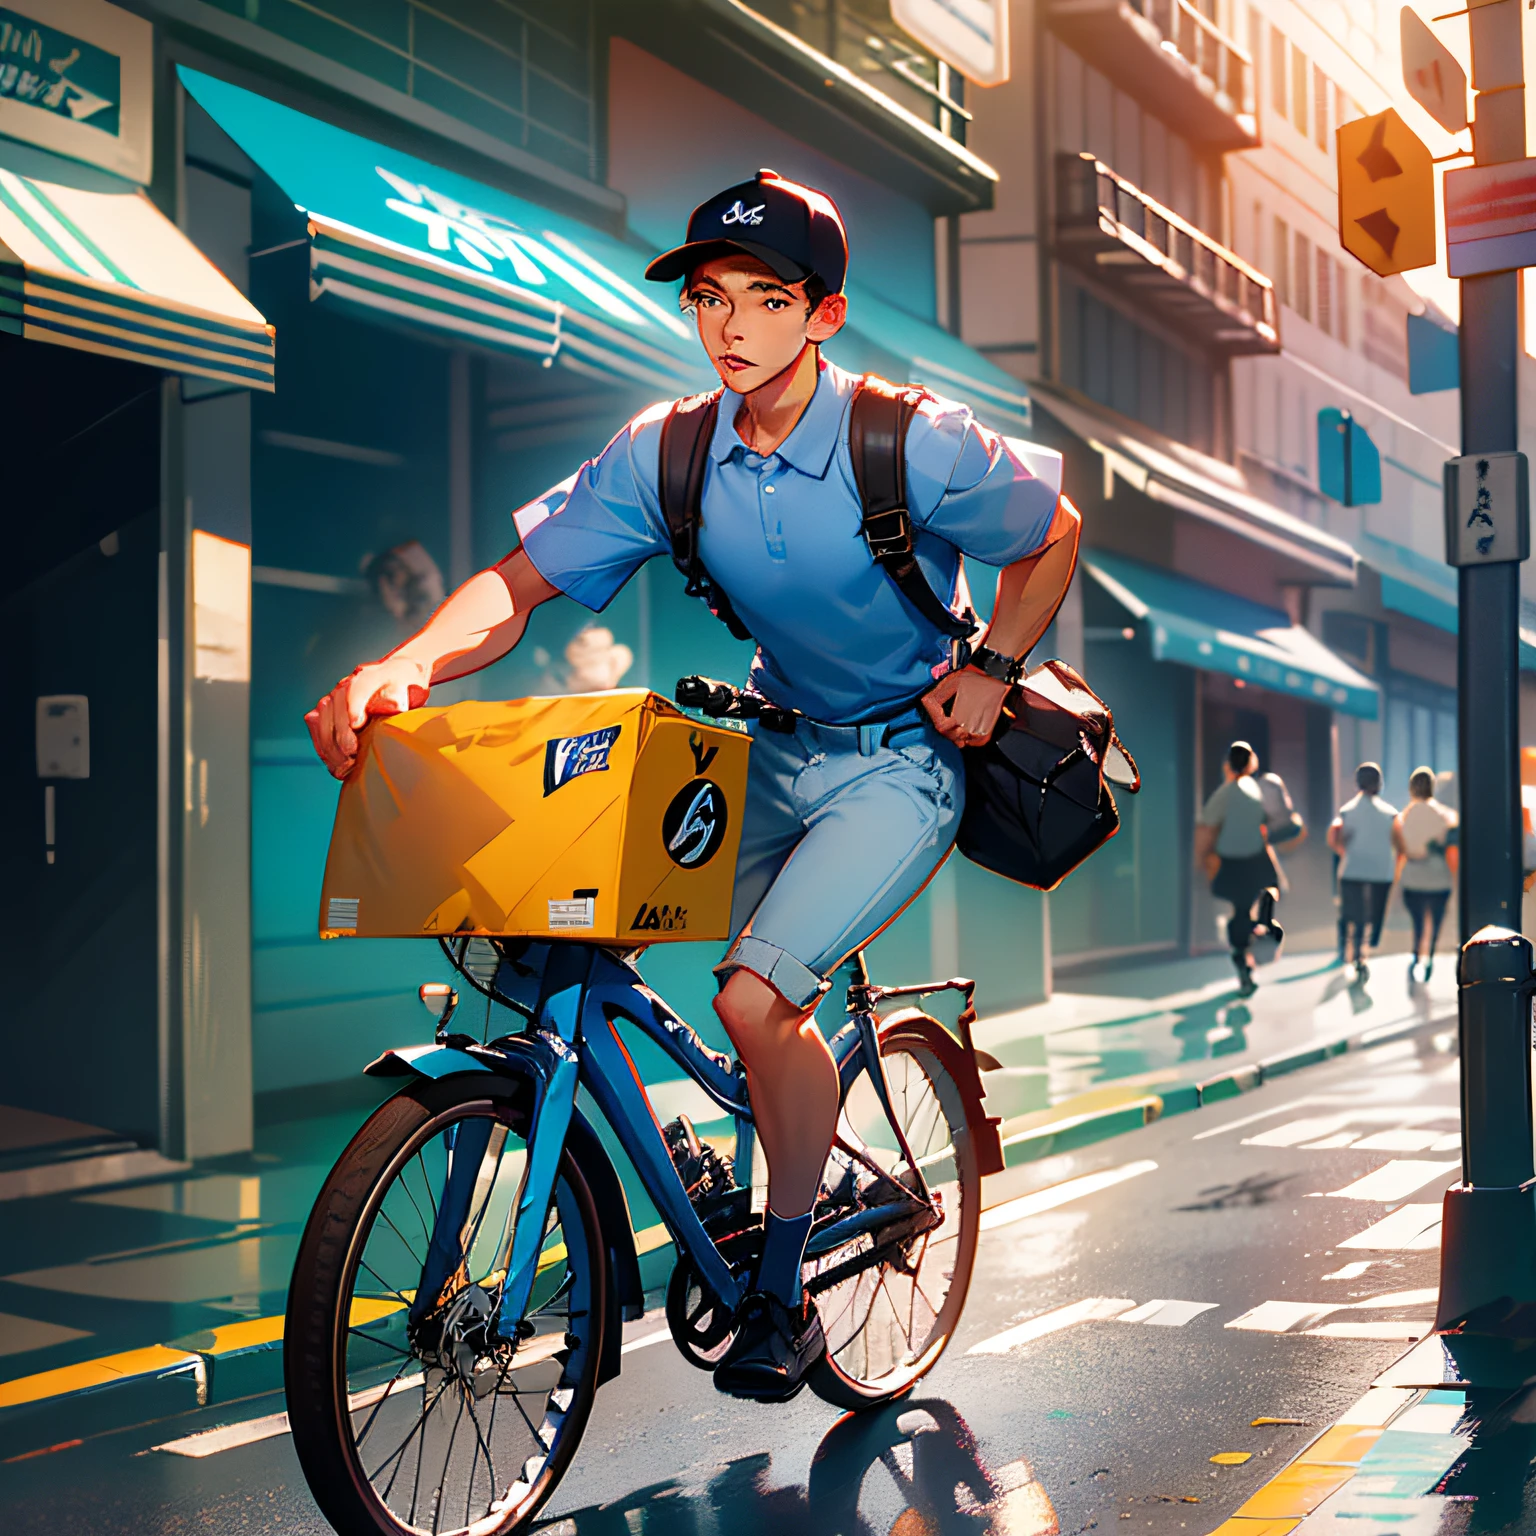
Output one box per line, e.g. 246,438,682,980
966,1297,1136,1355
1317,1160,1459,1202
977,1160,1158,1232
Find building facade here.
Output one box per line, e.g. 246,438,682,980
2,0,1059,1177
959,0,1536,970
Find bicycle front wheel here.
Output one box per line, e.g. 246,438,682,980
284,1075,607,1536
806,1010,982,1410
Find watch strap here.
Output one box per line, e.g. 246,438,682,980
967,644,1026,686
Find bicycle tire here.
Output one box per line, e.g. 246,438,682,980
806,1010,982,1411
284,1074,607,1536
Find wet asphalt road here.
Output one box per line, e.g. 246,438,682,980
1,1024,1460,1535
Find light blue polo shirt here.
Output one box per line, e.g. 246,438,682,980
514,359,1058,725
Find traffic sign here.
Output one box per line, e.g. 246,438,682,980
1444,158,1536,276
1336,110,1436,275
1400,6,1468,134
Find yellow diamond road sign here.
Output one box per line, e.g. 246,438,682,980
1337,109,1436,276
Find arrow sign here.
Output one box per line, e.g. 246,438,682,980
1401,6,1468,134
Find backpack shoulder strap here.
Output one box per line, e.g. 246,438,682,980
849,377,976,641
657,388,753,642
658,389,722,593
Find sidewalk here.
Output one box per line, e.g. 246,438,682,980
0,944,1458,1455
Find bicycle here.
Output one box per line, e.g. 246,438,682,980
283,928,1003,1536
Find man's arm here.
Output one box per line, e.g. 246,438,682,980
306,550,558,779
922,496,1081,747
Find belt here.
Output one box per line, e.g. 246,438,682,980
788,703,929,757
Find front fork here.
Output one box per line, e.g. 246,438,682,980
407,950,587,1342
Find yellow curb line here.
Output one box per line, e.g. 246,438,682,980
1204,1384,1425,1534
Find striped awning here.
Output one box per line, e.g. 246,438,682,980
0,167,274,389
180,69,713,398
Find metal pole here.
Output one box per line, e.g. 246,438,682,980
1457,273,1522,943
1435,0,1536,1341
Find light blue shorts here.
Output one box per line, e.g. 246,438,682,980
715,709,965,1009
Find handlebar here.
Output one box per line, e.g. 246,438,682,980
675,675,799,734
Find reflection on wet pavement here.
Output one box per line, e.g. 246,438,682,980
540,1399,1058,1536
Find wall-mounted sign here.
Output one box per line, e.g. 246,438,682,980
890,0,1009,87
0,1,150,183
1444,157,1536,277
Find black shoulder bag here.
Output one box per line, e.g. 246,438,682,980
657,375,1139,892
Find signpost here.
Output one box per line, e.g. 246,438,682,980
1416,0,1536,1348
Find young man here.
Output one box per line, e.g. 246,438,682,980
1195,740,1277,996
1329,761,1399,981
306,170,1079,1400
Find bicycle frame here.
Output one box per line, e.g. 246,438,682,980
394,939,935,1343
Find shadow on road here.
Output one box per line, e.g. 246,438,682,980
541,1398,1057,1535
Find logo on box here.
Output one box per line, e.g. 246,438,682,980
662,779,728,867
543,725,621,796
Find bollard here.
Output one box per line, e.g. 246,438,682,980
1435,925,1536,1332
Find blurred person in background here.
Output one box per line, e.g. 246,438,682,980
1252,751,1305,888
1329,762,1397,981
1392,766,1457,984
1196,740,1277,997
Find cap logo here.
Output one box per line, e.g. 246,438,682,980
721,200,765,227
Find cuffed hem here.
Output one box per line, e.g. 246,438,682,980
713,934,832,1011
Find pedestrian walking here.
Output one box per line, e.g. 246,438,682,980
1196,740,1277,996
1252,754,1305,889
1392,766,1457,983
1328,762,1398,981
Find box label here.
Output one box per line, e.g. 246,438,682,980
548,897,595,929
543,725,620,796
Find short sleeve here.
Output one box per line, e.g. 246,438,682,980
903,394,1059,567
1199,784,1228,828
514,402,672,612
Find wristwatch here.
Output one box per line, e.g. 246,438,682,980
965,643,1026,686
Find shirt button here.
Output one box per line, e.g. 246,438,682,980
763,484,776,494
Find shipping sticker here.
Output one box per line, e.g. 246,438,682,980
548,896,595,930
543,725,621,796
326,896,360,930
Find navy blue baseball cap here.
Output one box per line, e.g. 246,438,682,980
644,169,848,293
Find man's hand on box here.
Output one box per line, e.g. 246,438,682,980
306,657,432,780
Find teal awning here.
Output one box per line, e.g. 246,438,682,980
829,283,1032,436
179,69,713,397
1084,549,1380,718
1360,531,1536,669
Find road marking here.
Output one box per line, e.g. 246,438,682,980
1299,1131,1360,1148
1243,1115,1353,1147
619,1329,672,1355
967,1297,1136,1355
1305,1321,1429,1340
1226,1301,1336,1333
1350,1129,1445,1152
156,1411,291,1458
1192,1099,1313,1140
1322,1261,1376,1280
1116,1299,1218,1326
978,1160,1157,1232
1317,1160,1459,1202
1337,1203,1443,1250
1339,1387,1417,1425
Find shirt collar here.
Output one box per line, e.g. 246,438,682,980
707,356,848,478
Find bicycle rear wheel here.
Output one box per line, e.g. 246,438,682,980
806,1010,982,1410
284,1075,606,1536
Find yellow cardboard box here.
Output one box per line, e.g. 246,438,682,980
318,691,750,942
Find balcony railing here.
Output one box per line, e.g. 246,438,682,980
1049,0,1256,148
1055,153,1278,355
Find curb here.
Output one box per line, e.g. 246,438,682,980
0,1006,1454,1457
1205,1331,1472,1534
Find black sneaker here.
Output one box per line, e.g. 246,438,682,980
712,1292,825,1402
